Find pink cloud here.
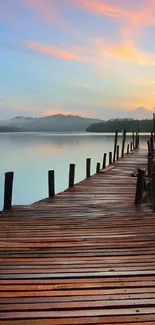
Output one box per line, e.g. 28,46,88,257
24,0,155,34
76,0,155,40
76,0,129,19
76,0,155,25
25,41,83,61
24,0,65,25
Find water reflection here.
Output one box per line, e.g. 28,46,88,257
0,132,149,209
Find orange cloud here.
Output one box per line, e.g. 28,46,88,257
94,39,155,66
25,41,83,61
24,36,155,69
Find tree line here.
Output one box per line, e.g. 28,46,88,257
86,118,153,132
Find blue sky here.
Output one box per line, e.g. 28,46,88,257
1,0,155,119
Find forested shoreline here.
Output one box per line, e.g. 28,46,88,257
86,118,153,132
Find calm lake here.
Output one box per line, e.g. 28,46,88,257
0,132,150,209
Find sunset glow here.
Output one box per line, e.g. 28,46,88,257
1,0,155,119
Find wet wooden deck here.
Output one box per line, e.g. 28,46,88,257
1,149,155,324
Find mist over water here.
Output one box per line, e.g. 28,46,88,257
0,132,149,209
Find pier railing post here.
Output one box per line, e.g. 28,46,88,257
148,154,153,178
135,133,138,149
102,153,107,169
96,162,100,173
113,130,118,162
127,144,130,154
121,129,126,157
138,133,140,149
116,145,119,160
48,170,55,198
147,140,151,155
69,164,75,188
3,172,14,211
86,158,91,178
150,136,154,157
133,132,135,149
109,152,112,165
135,169,145,204
130,142,133,152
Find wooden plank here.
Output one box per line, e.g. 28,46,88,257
0,307,155,319
0,317,155,325
1,148,155,325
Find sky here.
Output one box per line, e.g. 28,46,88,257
1,0,155,120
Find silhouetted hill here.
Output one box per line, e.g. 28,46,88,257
0,125,24,132
6,115,101,132
86,118,153,132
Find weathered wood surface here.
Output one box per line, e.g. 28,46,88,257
0,149,155,324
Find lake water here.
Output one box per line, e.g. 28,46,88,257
0,132,150,209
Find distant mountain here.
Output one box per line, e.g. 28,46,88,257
0,125,24,133
8,116,34,127
5,114,101,132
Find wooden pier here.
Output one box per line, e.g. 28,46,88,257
1,144,155,324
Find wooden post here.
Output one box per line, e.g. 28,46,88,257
86,158,91,178
113,130,118,162
135,133,137,149
135,169,145,204
147,140,151,155
133,132,135,149
116,145,119,160
127,144,130,154
96,162,100,173
148,154,153,178
3,172,14,211
152,162,155,211
102,153,107,169
137,133,140,149
150,136,154,157
69,164,75,188
109,152,112,165
136,132,140,149
48,170,55,198
121,129,126,157
130,142,133,152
